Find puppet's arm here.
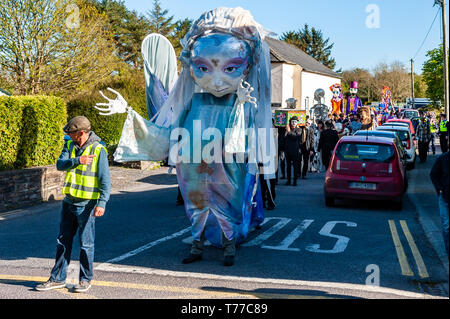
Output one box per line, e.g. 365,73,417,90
94,88,170,162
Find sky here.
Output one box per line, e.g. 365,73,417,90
123,0,447,74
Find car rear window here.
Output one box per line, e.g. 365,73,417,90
378,128,409,141
404,111,418,118
336,143,395,163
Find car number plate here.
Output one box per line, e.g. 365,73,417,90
349,182,377,190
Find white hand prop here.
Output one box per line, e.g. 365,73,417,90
237,80,257,107
94,88,131,116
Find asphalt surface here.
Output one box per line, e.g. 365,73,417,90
0,153,448,300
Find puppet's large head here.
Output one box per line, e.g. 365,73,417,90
190,33,252,97
349,81,359,96
330,83,343,101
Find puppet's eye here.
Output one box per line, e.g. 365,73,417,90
224,66,237,73
198,66,209,72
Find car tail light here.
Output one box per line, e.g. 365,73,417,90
388,164,393,174
336,160,340,171
406,139,411,150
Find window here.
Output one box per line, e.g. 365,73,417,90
336,143,395,163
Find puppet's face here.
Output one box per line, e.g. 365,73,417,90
332,87,341,99
190,33,251,97
350,88,358,96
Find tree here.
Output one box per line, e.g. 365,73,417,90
413,74,428,98
422,45,447,108
281,24,336,70
93,0,152,69
372,61,410,103
147,0,175,36
341,68,374,102
0,0,117,96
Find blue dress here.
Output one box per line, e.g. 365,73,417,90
176,93,264,247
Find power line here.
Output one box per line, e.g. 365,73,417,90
412,8,440,61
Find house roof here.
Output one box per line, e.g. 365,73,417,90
266,37,342,79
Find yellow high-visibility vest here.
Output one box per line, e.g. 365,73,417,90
440,120,448,132
62,140,108,200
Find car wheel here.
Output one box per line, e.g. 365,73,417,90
325,195,335,207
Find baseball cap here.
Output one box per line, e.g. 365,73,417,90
63,116,91,134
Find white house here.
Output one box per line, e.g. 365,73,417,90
267,37,342,114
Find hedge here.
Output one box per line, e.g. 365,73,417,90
0,96,67,171
66,70,148,148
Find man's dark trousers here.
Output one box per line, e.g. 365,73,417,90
418,141,430,163
50,200,97,283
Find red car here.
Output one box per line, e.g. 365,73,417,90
324,136,407,210
385,118,415,136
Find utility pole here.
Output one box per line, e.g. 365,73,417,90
436,0,449,116
411,59,415,109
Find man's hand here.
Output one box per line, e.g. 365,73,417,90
80,154,96,165
94,207,105,218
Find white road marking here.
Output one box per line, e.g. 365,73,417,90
96,227,190,267
242,217,291,247
262,219,314,251
306,221,357,254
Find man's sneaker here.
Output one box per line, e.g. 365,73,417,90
35,280,66,291
182,253,202,264
73,281,91,293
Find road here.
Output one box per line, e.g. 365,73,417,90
0,157,448,300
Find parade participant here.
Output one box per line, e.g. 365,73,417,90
310,88,330,122
346,81,362,115
430,151,449,256
299,119,315,179
310,120,324,173
285,116,302,186
330,83,344,115
35,116,110,293
94,7,275,267
439,113,449,153
357,106,376,131
416,112,432,163
260,120,278,210
318,121,340,171
430,115,438,155
278,125,287,180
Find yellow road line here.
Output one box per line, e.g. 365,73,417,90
0,274,333,299
400,220,430,279
388,220,414,277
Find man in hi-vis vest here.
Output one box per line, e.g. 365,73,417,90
36,116,110,293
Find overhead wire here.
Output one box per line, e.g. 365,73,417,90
412,8,441,61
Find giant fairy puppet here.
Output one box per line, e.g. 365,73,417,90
346,81,363,115
94,7,276,262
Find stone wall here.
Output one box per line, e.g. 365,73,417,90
0,165,65,212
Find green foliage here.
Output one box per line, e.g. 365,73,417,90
281,24,336,70
0,96,67,171
66,66,148,147
422,45,447,109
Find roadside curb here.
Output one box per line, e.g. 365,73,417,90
407,154,449,278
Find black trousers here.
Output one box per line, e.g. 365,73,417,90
286,155,300,182
418,141,430,162
279,151,286,177
322,150,332,171
300,147,310,178
440,133,449,153
260,175,276,208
